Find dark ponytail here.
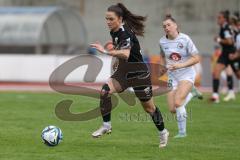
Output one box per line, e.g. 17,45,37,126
108,3,147,37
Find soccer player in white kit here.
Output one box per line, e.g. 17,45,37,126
159,14,200,138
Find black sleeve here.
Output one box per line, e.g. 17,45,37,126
118,31,133,49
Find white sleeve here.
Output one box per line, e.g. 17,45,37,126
159,44,165,57
236,34,240,50
224,30,232,39
187,37,199,55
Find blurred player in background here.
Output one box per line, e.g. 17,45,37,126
159,14,200,138
229,13,239,41
229,16,240,80
229,13,240,91
211,11,236,103
91,3,169,148
211,45,232,95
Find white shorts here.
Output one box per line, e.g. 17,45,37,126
167,68,196,90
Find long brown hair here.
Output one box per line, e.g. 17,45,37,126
107,3,147,37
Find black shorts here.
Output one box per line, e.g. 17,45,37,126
217,53,231,66
217,53,240,73
111,70,152,102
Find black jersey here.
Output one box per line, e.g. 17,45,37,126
110,24,144,62
219,23,236,54
110,25,149,78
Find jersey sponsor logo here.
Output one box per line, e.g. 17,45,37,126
169,52,182,61
114,37,118,44
144,87,151,95
120,38,131,49
177,42,184,49
164,47,169,50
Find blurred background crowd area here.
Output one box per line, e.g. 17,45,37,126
0,0,239,90
0,0,238,55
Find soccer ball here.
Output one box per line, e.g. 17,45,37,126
41,125,63,146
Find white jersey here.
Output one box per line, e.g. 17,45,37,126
159,33,199,89
236,33,240,50
159,33,199,73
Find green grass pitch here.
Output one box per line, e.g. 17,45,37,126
0,92,239,160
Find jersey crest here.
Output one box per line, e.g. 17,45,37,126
169,52,182,61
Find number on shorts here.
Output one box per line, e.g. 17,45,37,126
167,79,173,89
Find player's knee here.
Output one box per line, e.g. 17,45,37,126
100,83,111,98
214,66,224,78
213,70,220,79
236,72,240,79
174,99,183,108
144,107,155,114
142,104,155,114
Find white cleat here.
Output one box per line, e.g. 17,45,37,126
210,93,220,103
191,87,203,100
92,126,112,138
223,92,236,102
159,129,169,148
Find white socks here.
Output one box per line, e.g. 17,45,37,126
176,105,187,134
183,93,193,107
228,90,235,94
160,128,168,135
175,93,192,134
213,92,219,97
103,122,111,129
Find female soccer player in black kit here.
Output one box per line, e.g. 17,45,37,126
211,11,236,103
90,3,169,148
